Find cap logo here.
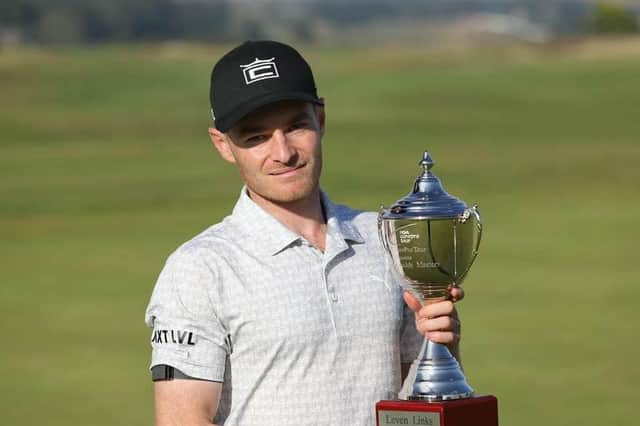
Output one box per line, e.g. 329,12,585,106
240,57,279,85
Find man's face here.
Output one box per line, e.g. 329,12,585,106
210,100,325,205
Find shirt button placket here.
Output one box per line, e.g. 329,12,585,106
321,265,338,334
324,263,338,303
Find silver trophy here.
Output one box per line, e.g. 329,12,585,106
379,150,482,402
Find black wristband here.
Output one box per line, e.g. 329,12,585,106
151,364,197,381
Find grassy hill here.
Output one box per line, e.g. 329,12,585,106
1,39,639,425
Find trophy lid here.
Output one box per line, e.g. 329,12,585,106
382,151,468,219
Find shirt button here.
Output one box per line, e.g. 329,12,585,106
329,291,338,302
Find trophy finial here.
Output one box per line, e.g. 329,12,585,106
419,151,434,172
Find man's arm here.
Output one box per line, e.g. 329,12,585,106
154,379,222,426
146,250,230,425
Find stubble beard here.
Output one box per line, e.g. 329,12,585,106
243,149,323,206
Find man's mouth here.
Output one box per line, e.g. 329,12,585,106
269,163,306,176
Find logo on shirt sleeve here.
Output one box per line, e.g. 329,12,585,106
151,329,196,345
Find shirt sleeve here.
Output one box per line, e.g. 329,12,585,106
145,247,230,382
399,302,423,364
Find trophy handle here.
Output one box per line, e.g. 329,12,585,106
470,204,483,257
378,206,390,252
453,204,483,286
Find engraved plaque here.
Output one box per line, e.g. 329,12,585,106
376,396,498,426
378,410,440,426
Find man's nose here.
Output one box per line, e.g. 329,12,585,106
270,129,296,163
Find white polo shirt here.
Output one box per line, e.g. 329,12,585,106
145,188,422,425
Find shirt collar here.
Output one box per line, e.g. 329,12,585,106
229,187,364,257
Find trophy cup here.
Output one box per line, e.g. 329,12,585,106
376,151,498,426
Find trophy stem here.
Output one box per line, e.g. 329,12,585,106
406,338,474,402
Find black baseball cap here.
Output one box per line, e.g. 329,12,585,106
209,40,323,133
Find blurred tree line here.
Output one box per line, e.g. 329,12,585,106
0,0,637,45
0,0,231,43
586,2,639,34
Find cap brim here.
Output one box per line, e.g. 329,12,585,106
215,92,324,133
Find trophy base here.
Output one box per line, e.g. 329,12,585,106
376,395,498,426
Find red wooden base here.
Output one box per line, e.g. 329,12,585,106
376,395,498,426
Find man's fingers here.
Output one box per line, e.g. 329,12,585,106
419,300,456,319
406,288,464,347
416,315,459,335
405,288,464,313
416,315,461,345
449,286,465,302
403,291,422,313
425,331,460,345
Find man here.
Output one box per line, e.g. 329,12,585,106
145,40,463,426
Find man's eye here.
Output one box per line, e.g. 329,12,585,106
288,121,308,132
246,134,268,144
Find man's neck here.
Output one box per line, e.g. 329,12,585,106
247,187,327,252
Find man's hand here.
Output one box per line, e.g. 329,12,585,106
403,287,464,361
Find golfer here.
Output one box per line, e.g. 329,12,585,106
145,40,463,426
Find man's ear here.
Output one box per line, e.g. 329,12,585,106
208,127,236,164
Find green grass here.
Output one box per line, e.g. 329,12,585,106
1,41,639,425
